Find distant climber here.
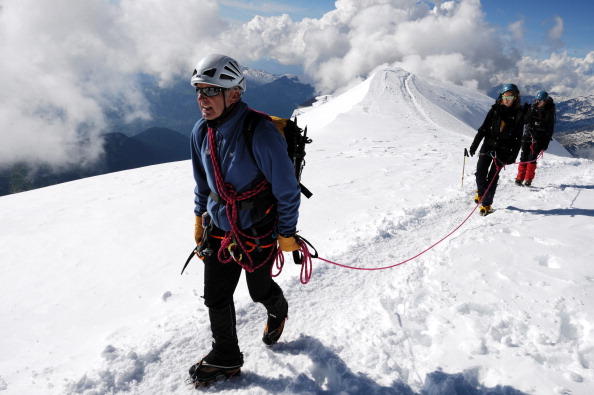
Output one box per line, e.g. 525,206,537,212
515,90,556,186
469,84,526,216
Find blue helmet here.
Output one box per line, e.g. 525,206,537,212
501,83,519,94
535,90,549,100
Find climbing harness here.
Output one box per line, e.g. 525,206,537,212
207,126,279,272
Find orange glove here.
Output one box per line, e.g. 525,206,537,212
194,216,204,245
277,234,300,252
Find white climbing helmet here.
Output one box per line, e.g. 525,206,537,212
190,54,246,92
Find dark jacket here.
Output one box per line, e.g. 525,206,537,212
470,100,526,164
523,99,555,151
191,101,300,235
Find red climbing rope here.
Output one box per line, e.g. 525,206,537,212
208,127,276,272
208,126,545,281
311,151,545,273
272,237,315,284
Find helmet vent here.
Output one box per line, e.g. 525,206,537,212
203,68,216,77
225,63,241,76
223,66,239,77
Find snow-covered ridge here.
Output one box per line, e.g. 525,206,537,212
297,68,496,136
243,67,299,86
299,68,568,155
243,68,278,85
557,95,594,131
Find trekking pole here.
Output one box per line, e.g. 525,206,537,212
462,148,469,187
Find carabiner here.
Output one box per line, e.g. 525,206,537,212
227,241,243,263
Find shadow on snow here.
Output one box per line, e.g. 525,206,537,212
506,206,594,217
226,335,528,395
558,184,594,190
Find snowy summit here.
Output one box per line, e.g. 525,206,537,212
1,68,593,395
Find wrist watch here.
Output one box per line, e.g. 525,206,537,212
279,233,294,238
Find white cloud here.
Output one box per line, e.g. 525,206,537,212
1,0,593,168
231,0,592,100
508,19,525,43
228,0,517,93
0,0,227,168
548,16,564,41
513,51,594,99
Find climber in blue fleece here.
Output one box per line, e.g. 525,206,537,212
187,54,300,386
191,100,300,236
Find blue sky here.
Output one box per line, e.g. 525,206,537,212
220,0,333,21
481,0,593,57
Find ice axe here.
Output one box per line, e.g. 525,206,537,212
462,148,469,187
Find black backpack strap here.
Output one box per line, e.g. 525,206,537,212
242,109,269,190
299,184,313,199
243,109,263,149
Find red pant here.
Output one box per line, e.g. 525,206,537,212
516,162,537,181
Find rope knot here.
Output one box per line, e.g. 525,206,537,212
223,183,238,202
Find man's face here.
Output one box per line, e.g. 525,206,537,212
196,84,240,120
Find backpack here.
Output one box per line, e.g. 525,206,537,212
527,97,556,135
545,97,556,128
244,109,313,199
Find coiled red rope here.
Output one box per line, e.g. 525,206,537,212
208,127,275,272
272,237,315,284
207,126,316,282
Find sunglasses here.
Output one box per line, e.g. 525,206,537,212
502,95,516,100
195,86,225,97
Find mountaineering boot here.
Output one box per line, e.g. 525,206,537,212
187,303,242,387
262,283,289,346
474,191,482,204
263,313,287,346
524,180,532,186
479,205,493,216
187,352,243,387
515,179,523,186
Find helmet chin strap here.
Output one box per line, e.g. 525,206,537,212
222,92,229,115
207,91,239,127
218,92,231,120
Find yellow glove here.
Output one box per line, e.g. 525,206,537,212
277,234,300,252
194,215,204,245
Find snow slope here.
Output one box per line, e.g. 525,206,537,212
1,68,593,395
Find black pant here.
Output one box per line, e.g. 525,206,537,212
519,139,538,163
202,223,285,360
475,153,504,207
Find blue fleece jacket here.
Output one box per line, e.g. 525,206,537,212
191,101,300,235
